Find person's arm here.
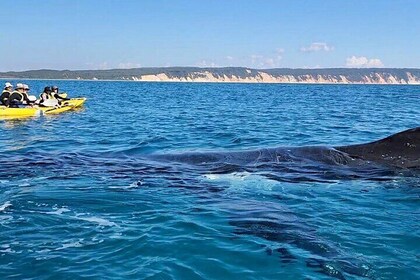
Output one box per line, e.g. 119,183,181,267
23,94,33,104
54,93,70,100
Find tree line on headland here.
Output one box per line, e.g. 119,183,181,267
1,67,419,84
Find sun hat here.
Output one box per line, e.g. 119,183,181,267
23,84,30,90
4,82,13,88
16,83,24,89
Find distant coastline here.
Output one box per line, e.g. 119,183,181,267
1,67,419,85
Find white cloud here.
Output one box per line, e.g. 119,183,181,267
226,56,234,61
345,56,384,68
117,62,141,69
300,42,334,52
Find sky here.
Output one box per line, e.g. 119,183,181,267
0,0,419,71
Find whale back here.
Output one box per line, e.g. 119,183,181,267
336,127,420,169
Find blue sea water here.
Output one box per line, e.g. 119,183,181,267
0,81,419,279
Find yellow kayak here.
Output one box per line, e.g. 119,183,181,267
41,105,77,115
61,98,87,108
0,97,86,118
0,106,40,117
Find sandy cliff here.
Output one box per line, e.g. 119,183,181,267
136,70,420,84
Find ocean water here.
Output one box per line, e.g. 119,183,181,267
0,81,419,279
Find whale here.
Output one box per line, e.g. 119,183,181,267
151,127,419,182
147,127,419,278
226,199,372,279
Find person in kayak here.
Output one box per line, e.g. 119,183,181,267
6,83,35,107
38,86,59,107
39,86,52,102
51,86,70,102
0,82,13,105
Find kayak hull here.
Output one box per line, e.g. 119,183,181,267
0,97,86,118
0,107,40,117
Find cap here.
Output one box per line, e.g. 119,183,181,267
4,82,13,88
44,86,52,92
16,83,24,89
23,84,30,90
52,86,58,90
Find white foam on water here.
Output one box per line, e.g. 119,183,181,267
0,201,12,212
203,171,263,182
202,171,281,193
203,171,252,181
109,232,123,239
44,206,117,227
76,215,117,227
203,174,220,180
0,244,13,253
46,207,71,215
57,239,84,250
128,180,143,188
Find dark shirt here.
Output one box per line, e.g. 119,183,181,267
0,90,11,105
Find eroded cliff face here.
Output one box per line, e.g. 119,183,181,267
134,70,420,84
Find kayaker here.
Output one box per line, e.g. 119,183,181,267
0,82,13,105
51,86,70,101
39,86,53,102
6,83,35,107
39,86,59,107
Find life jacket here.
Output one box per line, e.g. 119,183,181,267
1,89,12,98
39,92,55,100
11,90,32,105
11,90,25,102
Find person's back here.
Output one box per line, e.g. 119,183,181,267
0,82,13,105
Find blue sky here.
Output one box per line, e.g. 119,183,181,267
0,0,419,71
